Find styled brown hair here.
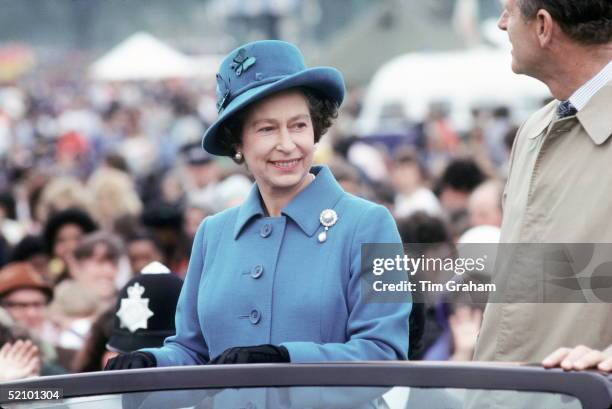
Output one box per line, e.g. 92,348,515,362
73,232,123,263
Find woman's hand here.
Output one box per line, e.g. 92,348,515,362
0,340,41,381
542,345,612,372
104,351,157,370
209,345,290,364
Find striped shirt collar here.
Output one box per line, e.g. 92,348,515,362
569,60,612,111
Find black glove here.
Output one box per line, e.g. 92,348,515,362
104,351,157,370
209,344,290,365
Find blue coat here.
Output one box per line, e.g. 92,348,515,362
143,166,411,365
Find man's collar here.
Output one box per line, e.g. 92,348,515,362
569,60,612,111
233,166,344,239
576,80,612,145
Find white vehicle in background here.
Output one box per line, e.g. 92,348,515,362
356,48,551,136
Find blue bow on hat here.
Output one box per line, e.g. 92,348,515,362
202,40,346,156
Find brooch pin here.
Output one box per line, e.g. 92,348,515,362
230,48,256,77
116,283,154,333
318,209,338,243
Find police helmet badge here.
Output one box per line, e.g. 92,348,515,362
116,282,155,333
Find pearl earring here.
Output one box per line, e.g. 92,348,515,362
234,151,243,161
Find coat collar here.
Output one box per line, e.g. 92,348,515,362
576,80,612,145
527,100,556,139
233,181,265,239
233,166,344,239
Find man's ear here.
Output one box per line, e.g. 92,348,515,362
535,9,554,47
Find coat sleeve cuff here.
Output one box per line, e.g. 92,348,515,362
280,342,321,363
139,348,170,367
139,347,184,367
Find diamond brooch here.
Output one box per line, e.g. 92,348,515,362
318,209,338,243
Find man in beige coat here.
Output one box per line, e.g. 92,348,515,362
473,0,612,371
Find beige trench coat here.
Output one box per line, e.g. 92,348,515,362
474,80,612,363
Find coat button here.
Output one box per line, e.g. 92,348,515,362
251,265,264,279
249,309,261,324
245,402,256,409
260,223,272,238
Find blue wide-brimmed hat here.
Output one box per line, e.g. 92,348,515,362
202,40,345,156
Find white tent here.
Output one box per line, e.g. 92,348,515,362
356,48,551,134
90,32,197,81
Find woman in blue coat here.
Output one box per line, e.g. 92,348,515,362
106,40,411,369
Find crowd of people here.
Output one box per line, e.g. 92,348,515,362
0,0,608,391
0,54,522,380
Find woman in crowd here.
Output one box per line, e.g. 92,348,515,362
42,208,98,283
106,40,411,369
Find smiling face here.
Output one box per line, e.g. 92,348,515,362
498,0,541,76
239,89,315,197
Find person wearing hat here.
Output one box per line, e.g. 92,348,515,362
0,262,55,341
104,262,183,368
181,141,222,213
106,40,410,370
